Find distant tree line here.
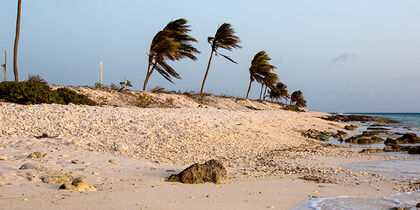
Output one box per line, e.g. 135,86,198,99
143,18,306,107
5,0,306,108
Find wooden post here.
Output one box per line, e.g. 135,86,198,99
99,61,103,87
124,77,127,90
2,51,6,82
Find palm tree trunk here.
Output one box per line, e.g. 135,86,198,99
200,50,214,95
143,61,157,91
259,84,264,100
13,0,22,82
263,85,268,101
245,80,253,99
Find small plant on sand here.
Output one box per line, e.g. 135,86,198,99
97,96,107,105
119,80,132,91
165,97,174,105
137,93,156,108
94,82,103,88
109,83,119,90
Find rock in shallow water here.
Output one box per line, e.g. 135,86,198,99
167,159,227,184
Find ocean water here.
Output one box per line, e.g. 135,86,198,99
292,113,420,209
348,113,420,128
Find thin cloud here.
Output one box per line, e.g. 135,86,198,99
328,53,357,70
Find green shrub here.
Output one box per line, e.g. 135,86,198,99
0,81,63,104
283,105,305,112
56,88,97,106
0,81,96,106
27,75,47,83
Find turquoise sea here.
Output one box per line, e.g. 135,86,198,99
348,113,420,128
292,113,420,210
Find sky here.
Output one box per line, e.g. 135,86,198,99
0,0,419,113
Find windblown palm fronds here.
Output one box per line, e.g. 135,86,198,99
269,81,289,103
291,90,307,107
200,23,242,95
246,51,276,99
143,18,200,91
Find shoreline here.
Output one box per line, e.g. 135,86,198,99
0,90,419,209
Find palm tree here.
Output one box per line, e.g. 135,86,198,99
291,90,307,107
246,51,276,99
268,81,289,103
143,18,200,91
260,72,278,101
13,0,22,82
200,23,241,95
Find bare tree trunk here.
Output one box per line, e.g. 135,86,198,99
245,79,253,99
143,61,157,91
13,0,22,82
200,50,214,95
259,84,264,100
2,50,6,82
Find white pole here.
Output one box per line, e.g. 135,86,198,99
99,61,103,87
124,77,127,90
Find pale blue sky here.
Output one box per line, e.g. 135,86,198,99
1,0,419,112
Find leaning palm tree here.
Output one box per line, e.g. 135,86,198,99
200,23,241,95
260,72,278,101
246,51,276,99
143,18,200,91
268,81,289,103
13,0,22,81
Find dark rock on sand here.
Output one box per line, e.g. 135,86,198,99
385,133,420,145
59,177,96,191
396,133,420,143
333,130,348,139
19,163,47,171
366,127,390,131
28,152,47,159
362,131,382,137
167,159,227,184
302,129,334,141
344,125,358,131
408,146,420,154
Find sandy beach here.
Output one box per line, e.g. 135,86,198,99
0,89,418,209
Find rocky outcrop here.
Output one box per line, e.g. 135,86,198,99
301,129,334,141
333,130,348,139
167,159,227,184
385,133,420,145
344,125,358,131
345,135,384,144
361,145,420,154
321,115,398,124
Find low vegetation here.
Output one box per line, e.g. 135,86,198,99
0,81,96,106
